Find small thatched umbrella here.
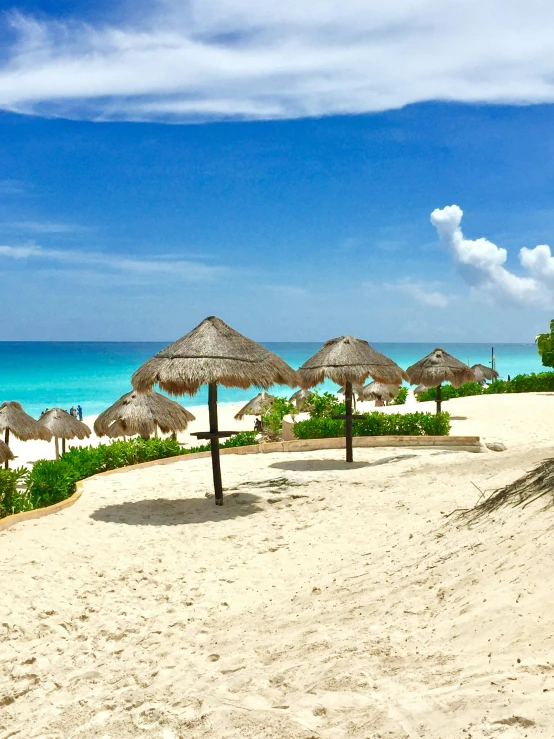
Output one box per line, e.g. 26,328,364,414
39,408,91,459
0,402,52,468
358,381,400,404
94,390,195,440
289,388,311,412
406,348,476,414
298,336,406,463
414,384,428,396
132,316,298,505
471,364,499,383
234,391,275,421
0,440,14,466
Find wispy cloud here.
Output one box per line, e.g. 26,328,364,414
0,242,224,281
431,205,554,306
384,278,451,308
0,179,25,195
2,2,554,121
1,220,86,234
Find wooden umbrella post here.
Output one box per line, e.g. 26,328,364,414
345,380,353,463
209,383,224,506
62,438,66,455
54,437,60,460
436,384,442,415
4,428,9,469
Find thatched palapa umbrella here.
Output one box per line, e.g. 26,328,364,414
234,391,275,421
0,402,52,468
0,440,14,466
471,364,499,383
298,336,406,463
132,316,298,505
39,408,91,459
358,381,400,403
289,388,311,412
414,384,428,396
406,348,475,414
94,390,195,440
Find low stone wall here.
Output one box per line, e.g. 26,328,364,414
0,434,480,533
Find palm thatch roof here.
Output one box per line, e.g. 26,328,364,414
94,390,196,439
358,381,400,402
39,408,91,440
298,336,406,389
414,384,428,395
339,383,365,397
471,363,499,382
406,349,475,389
0,440,14,465
0,402,52,441
132,316,298,395
289,388,311,411
234,392,275,420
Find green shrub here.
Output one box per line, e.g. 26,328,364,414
416,372,554,402
306,391,345,418
293,411,450,439
0,468,29,518
261,397,296,437
220,431,259,448
392,387,408,405
536,320,554,369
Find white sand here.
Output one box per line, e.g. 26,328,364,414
1,393,554,737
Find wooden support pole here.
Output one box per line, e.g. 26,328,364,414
62,438,66,456
54,437,60,460
345,380,353,463
4,428,9,469
436,384,442,415
208,382,224,505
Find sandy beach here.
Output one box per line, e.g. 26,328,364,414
1,392,554,737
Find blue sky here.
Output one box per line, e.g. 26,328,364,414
1,0,554,342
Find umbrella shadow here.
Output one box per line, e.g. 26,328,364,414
90,493,262,526
269,459,369,472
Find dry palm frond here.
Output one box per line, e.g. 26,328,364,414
458,457,554,524
234,392,275,420
298,335,406,388
406,348,475,388
132,316,298,395
0,401,52,441
95,390,195,439
0,440,14,464
39,408,91,440
471,364,499,382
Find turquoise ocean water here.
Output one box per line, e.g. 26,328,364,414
0,342,546,418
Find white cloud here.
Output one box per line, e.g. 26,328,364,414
430,205,553,305
385,278,451,308
0,242,223,281
1,220,85,234
2,2,554,121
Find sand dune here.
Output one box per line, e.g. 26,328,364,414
1,393,554,737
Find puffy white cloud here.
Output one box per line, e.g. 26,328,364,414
430,205,552,305
385,278,450,308
2,1,554,121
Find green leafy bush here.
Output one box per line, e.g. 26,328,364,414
392,387,408,405
536,320,554,369
220,431,259,448
416,372,554,402
293,411,450,439
306,391,345,418
0,468,29,518
261,397,296,438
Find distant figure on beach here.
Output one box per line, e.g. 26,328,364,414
254,418,263,432
507,375,511,382
77,405,83,421
70,406,77,417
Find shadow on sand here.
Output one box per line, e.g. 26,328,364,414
270,454,418,473
90,492,262,526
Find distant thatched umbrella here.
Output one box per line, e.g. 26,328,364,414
414,384,428,396
289,388,311,412
94,390,195,440
298,336,406,462
0,440,14,466
234,391,275,421
132,316,298,505
0,402,52,469
471,364,499,383
406,348,475,414
358,381,400,403
39,408,91,459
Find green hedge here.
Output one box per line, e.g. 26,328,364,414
417,372,554,402
293,411,451,439
0,432,258,520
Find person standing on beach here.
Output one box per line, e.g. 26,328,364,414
77,405,83,421
70,406,76,417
